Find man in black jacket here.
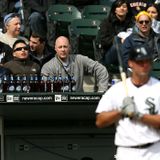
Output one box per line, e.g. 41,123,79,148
29,33,55,68
3,39,40,75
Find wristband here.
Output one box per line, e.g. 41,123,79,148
137,112,144,119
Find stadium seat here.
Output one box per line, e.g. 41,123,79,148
47,4,81,42
99,0,114,7
68,18,102,61
82,5,111,21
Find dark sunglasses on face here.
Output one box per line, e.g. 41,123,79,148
13,46,29,52
138,20,150,25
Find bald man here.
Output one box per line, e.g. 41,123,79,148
41,36,109,92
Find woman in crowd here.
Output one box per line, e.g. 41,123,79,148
147,3,160,33
0,13,28,48
122,11,160,70
98,0,133,68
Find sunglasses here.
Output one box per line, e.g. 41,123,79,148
13,46,29,52
138,20,150,25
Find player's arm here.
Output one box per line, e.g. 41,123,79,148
96,110,122,128
95,97,136,128
139,114,160,129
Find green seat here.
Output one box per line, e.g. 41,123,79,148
47,4,81,41
82,5,111,21
151,61,160,79
99,0,113,7
47,4,81,22
69,18,102,61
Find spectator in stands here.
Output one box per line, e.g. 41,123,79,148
0,1,54,38
28,12,48,40
41,36,109,92
98,0,133,68
127,0,155,17
122,11,160,70
0,13,28,48
0,41,13,64
0,0,18,28
29,33,55,68
3,39,40,75
19,0,55,38
147,3,160,33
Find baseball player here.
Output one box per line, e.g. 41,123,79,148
95,45,160,160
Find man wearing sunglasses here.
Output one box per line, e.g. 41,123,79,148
3,39,40,75
122,11,160,70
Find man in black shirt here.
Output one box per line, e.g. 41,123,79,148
29,33,55,68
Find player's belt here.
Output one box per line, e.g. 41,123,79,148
129,142,155,149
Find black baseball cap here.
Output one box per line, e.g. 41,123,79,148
129,45,153,61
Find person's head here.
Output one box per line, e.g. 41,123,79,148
12,39,29,60
109,0,130,21
29,33,45,52
147,3,160,20
135,11,152,36
54,36,71,61
3,13,21,37
128,45,153,77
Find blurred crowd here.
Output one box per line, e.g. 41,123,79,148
0,0,160,93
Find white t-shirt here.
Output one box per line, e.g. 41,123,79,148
0,32,28,48
96,77,160,146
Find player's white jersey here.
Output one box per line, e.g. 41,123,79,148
96,77,160,146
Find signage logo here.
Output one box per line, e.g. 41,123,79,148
55,95,62,102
